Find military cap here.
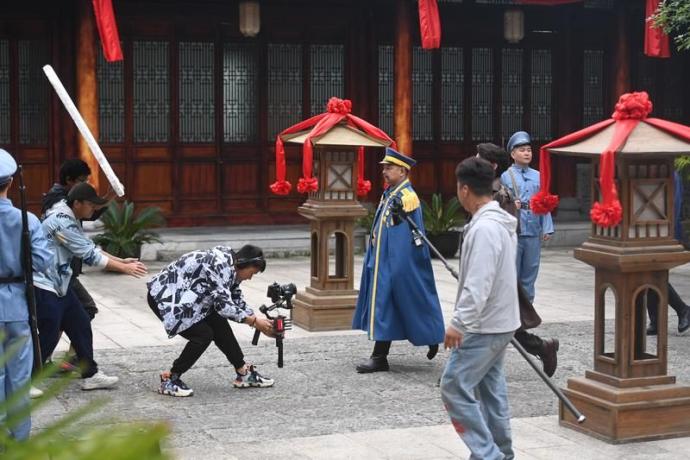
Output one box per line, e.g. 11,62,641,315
507,131,531,153
0,149,17,186
379,147,416,170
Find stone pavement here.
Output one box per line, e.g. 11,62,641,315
33,248,690,459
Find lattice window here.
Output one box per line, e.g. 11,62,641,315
18,40,48,145
530,49,552,141
179,42,214,143
268,44,302,141
0,40,9,144
97,47,124,143
133,41,170,143
310,45,344,116
662,58,684,122
223,43,258,143
583,49,604,126
413,47,434,141
501,48,523,140
472,48,493,141
378,45,394,138
441,47,463,142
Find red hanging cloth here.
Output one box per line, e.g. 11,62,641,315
92,0,123,62
644,0,670,58
418,0,441,49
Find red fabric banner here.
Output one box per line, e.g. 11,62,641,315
92,0,123,62
644,0,670,58
270,98,395,195
418,0,441,49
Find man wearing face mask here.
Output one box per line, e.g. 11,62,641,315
352,147,445,373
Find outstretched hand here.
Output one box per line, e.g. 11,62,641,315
125,260,148,278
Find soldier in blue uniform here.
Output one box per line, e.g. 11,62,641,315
0,149,52,441
500,131,554,303
352,148,445,373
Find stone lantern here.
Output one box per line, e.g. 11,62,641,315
545,114,690,442
281,123,391,331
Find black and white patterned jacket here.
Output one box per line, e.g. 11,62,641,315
147,246,253,337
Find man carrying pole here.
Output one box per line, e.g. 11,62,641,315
0,149,53,441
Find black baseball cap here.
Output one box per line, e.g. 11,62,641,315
68,182,108,205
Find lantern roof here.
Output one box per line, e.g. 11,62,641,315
547,121,690,158
281,122,392,148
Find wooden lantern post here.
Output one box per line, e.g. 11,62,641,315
550,123,690,442
283,124,391,331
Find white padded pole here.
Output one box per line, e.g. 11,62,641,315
42,64,125,197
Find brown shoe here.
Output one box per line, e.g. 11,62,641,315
356,356,389,373
538,338,559,378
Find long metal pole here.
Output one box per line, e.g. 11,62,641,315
17,166,42,373
403,213,586,424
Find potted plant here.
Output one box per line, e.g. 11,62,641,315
93,200,166,259
422,193,465,258
355,204,377,252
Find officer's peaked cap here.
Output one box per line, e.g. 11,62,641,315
507,131,531,153
0,149,17,186
379,147,416,170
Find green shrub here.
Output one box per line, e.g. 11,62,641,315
422,193,465,236
93,201,165,258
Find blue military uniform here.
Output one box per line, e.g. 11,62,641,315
500,132,554,303
352,149,445,347
0,149,52,440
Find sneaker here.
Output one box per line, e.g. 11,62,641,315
81,371,119,391
158,372,194,397
58,359,80,374
233,365,274,388
29,386,44,399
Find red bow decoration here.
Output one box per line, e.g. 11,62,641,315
532,91,690,228
270,97,395,196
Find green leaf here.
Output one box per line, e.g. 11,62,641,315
93,201,165,258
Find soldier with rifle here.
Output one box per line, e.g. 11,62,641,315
0,149,53,441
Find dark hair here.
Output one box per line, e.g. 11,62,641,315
59,159,91,185
0,180,9,193
234,244,266,272
476,143,510,177
455,157,494,197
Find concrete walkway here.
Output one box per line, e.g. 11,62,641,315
37,247,690,459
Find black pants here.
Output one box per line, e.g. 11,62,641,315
513,329,543,356
646,283,688,326
147,294,245,376
35,287,98,378
70,277,98,320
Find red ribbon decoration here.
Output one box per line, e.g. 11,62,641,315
418,0,441,49
530,91,690,228
357,146,371,196
92,0,123,62
271,97,395,196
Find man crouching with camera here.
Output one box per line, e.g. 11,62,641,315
147,244,275,397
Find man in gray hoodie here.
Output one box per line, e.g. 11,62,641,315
440,157,520,460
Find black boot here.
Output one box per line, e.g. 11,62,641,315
356,356,389,373
427,344,439,360
537,338,559,378
646,323,658,336
679,306,690,334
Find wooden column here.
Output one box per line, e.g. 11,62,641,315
612,0,630,105
77,0,100,191
394,0,412,155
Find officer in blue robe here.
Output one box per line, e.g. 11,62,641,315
352,148,445,373
0,149,52,440
499,131,554,303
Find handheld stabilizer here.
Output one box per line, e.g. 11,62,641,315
251,282,296,368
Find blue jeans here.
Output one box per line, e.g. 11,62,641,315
0,321,33,441
517,236,541,303
440,331,515,460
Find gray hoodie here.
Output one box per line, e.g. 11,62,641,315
451,200,520,334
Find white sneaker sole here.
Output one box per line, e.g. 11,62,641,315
232,380,274,389
81,378,119,391
158,388,194,397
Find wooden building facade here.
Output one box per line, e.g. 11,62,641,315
1,0,688,225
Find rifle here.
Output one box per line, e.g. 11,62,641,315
17,165,42,373
390,197,586,424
